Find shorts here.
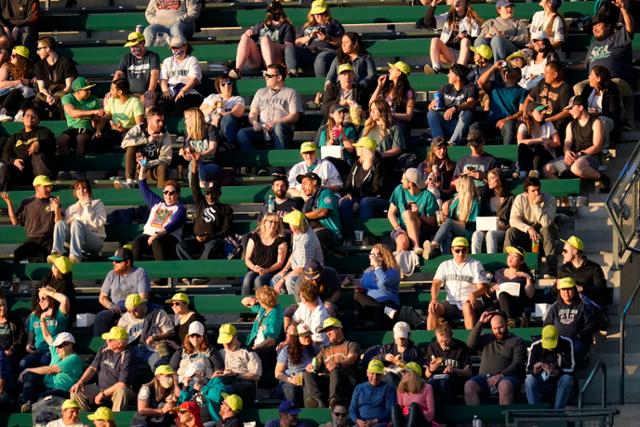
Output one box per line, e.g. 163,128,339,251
441,300,484,321
391,222,434,244
548,154,599,175
468,374,522,397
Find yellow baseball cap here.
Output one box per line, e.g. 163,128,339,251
48,254,72,274
505,246,526,257
337,63,353,74
367,359,385,375
217,323,237,344
561,236,584,251
165,292,190,304
452,237,469,248
309,0,328,15
33,175,53,187
353,136,378,151
470,44,493,60
12,46,29,60
283,210,306,228
88,407,114,421
388,61,411,75
556,277,576,290
506,51,527,62
222,393,243,412
319,317,343,332
541,324,559,349
124,31,145,47
101,326,129,341
299,141,317,153
155,364,175,376
61,399,81,410
405,361,423,377
125,293,144,310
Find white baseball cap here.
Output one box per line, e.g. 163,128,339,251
52,332,76,347
393,321,410,339
188,321,205,336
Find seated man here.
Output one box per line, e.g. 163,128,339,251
287,281,330,347
321,63,366,124
504,177,559,277
287,142,343,198
427,237,488,330
299,172,343,250
558,235,608,310
70,326,137,411
114,32,161,109
33,37,77,120
349,360,396,427
117,294,174,369
525,325,575,409
260,173,301,223
451,129,500,192
44,399,83,427
474,0,529,61
387,167,437,253
143,0,201,46
214,393,243,427
464,311,526,405
303,318,360,408
215,323,262,406
236,63,303,150
523,61,571,139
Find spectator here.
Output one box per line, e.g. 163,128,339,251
143,0,201,46
349,360,396,426
94,247,150,336
319,401,348,427
325,32,375,93
158,37,202,116
487,246,534,325
519,32,560,91
424,320,472,406
176,364,226,426
170,320,223,382
132,174,186,264
388,168,438,253
392,362,436,427
50,179,106,264
466,44,493,86
475,0,529,61
464,311,527,405
18,329,81,412
581,65,622,148
199,73,245,146
471,168,513,254
113,32,160,109
339,136,387,242
427,64,477,146
523,61,571,136
264,400,311,427
165,293,201,345
104,78,145,144
0,0,39,52
316,103,358,166
452,129,500,193
421,0,482,70
427,237,488,329
424,175,479,258
70,326,137,411
297,261,341,310
354,244,401,328
299,171,343,249
211,394,242,427
31,256,76,329
370,61,415,138
525,325,575,409
176,165,231,263
475,61,527,145
236,63,303,150
530,0,566,50
361,99,405,159
558,235,608,310
516,102,561,178
287,142,343,198
44,399,85,427
87,406,115,427
119,107,172,189
418,137,456,202
275,324,318,406
272,210,323,296
214,323,262,405
33,37,77,120
289,0,344,78
0,108,55,191
375,322,424,387
242,214,287,295
0,36,9,66
131,364,179,427
229,1,294,80
303,318,361,408
544,277,595,362
504,177,559,277
180,107,222,186
259,174,300,222
321,64,367,125
287,281,330,348
0,291,27,384
544,95,609,188
117,294,174,369
0,45,35,122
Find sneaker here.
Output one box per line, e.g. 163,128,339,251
422,240,432,260
228,68,242,80
20,401,31,413
597,174,611,193
113,179,131,190
57,171,71,181
413,246,424,256
69,255,82,264
191,277,210,285
528,170,540,179
0,114,12,122
423,64,436,75
305,396,320,408
13,110,24,122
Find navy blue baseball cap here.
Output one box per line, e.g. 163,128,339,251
278,400,301,415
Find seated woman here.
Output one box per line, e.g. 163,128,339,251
179,107,222,187
325,32,376,93
471,168,513,254
18,328,81,413
158,37,202,116
487,246,534,326
32,255,76,320
424,175,478,259
392,362,437,427
165,293,202,345
421,0,482,71
354,244,401,328
229,1,295,80
0,45,35,122
519,34,560,91
361,100,405,160
131,365,180,427
274,323,317,406
370,61,415,139
581,65,622,149
21,287,70,370
375,321,424,387
104,78,145,145
316,103,357,167
199,73,245,147
242,213,288,296
50,179,106,263
529,0,565,51
418,137,456,203
516,102,560,178
170,321,223,382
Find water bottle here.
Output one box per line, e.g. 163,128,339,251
267,195,275,214
487,374,497,395
472,415,482,427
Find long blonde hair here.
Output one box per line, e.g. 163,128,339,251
258,213,284,239
184,107,206,140
363,100,393,139
455,175,475,223
373,243,399,270
397,370,426,394
304,7,333,28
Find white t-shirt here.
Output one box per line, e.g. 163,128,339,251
287,159,343,191
587,90,603,114
45,420,88,427
160,55,202,96
434,14,481,45
434,258,488,309
200,93,245,123
517,121,557,141
530,11,565,43
292,300,330,347
519,59,547,91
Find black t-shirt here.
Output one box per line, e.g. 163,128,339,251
440,83,478,108
453,153,500,188
259,197,302,228
118,51,161,95
558,259,608,305
16,196,55,238
248,232,286,268
529,80,572,119
424,338,471,376
587,26,633,84
3,127,56,162
33,55,78,91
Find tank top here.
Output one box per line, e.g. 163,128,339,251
248,232,286,268
570,115,596,153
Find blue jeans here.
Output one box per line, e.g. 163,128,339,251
471,230,506,254
236,123,294,150
339,196,390,239
131,344,168,371
475,36,518,62
241,271,275,295
525,374,573,409
284,45,336,77
143,22,194,46
187,161,222,186
429,376,465,406
52,220,104,260
19,350,50,370
427,110,474,146
432,218,469,253
220,114,239,145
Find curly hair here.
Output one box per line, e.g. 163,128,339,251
182,332,211,354
8,53,33,80
256,285,278,309
372,243,398,270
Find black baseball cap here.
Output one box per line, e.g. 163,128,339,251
296,172,321,184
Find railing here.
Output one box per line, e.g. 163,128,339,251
579,361,607,409
619,277,640,405
505,408,616,427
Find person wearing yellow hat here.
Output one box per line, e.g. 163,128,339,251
525,324,576,409
316,102,358,163
427,236,489,330
370,60,414,138
44,399,84,427
349,359,396,426
0,45,32,122
321,57,368,126
558,235,607,309
88,406,116,427
165,292,200,343
113,32,161,109
130,364,179,426
216,393,243,425
286,140,342,198
393,360,438,426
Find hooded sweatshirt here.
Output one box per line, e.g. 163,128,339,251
544,298,596,344
145,0,201,27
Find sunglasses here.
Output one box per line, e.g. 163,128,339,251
55,342,69,348
219,81,232,87
112,259,125,264
171,302,183,306
163,190,177,195
189,334,203,338
453,248,468,254
264,73,276,79
36,46,46,51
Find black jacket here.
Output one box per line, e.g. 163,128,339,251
526,335,575,376
558,258,608,306
544,298,596,345
344,154,385,199
190,172,233,240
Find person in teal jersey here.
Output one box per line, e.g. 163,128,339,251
299,171,343,250
316,103,358,166
388,168,438,254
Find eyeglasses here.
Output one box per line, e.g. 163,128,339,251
163,190,177,195
55,342,68,348
189,334,203,338
264,73,276,79
39,297,49,302
219,81,232,87
369,252,380,257
36,46,46,51
453,248,468,254
562,249,570,254
333,412,347,417
171,302,182,306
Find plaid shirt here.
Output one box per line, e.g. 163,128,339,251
291,227,323,270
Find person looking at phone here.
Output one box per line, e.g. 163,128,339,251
451,129,500,192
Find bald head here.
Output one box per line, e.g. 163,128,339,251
490,313,508,341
